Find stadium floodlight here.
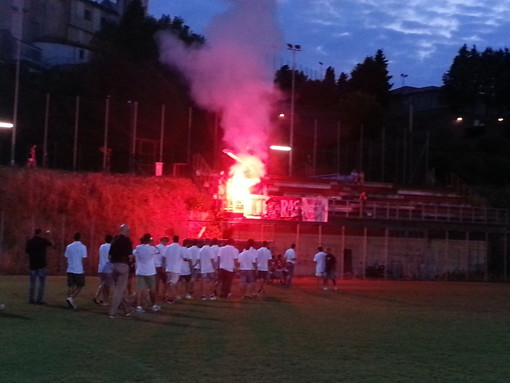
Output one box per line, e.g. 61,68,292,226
0,122,14,128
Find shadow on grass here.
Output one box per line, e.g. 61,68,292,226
126,315,212,329
0,311,32,320
338,291,424,307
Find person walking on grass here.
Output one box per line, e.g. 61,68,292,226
164,235,185,303
133,234,160,313
65,232,87,309
255,241,272,294
323,248,338,291
238,239,257,299
25,228,52,305
93,234,113,305
284,243,297,287
155,237,169,299
313,246,327,288
108,224,134,318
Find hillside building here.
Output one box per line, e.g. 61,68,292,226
0,0,148,67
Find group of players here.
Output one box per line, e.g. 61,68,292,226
20,225,337,318
93,227,298,317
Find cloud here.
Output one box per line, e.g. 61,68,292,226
150,0,510,87
278,0,510,86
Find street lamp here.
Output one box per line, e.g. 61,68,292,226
287,43,301,177
270,145,291,151
0,122,14,129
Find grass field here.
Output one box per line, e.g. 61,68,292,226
1,276,510,383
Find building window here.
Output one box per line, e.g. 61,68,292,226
84,9,92,21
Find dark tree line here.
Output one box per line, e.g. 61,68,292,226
441,45,510,187
2,1,510,190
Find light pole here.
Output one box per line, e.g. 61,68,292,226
10,38,21,166
287,43,301,177
400,73,408,87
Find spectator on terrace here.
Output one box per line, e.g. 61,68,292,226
25,228,52,305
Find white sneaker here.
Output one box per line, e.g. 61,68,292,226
209,295,217,301
184,294,193,299
152,305,161,312
323,287,328,291
66,297,76,309
135,306,145,313
176,295,182,300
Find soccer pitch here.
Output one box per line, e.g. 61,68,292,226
1,276,510,382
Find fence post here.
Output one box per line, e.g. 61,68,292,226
384,227,389,280
0,211,4,266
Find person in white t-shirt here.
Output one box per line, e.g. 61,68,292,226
133,233,160,313
238,239,257,298
284,243,297,287
155,237,169,299
256,241,272,293
93,234,113,305
178,241,193,300
199,239,217,300
187,240,201,297
164,235,185,303
313,246,327,287
210,238,221,297
65,232,87,309
218,239,239,298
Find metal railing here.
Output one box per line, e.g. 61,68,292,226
328,200,508,225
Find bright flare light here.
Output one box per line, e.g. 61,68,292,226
224,150,265,213
0,122,13,128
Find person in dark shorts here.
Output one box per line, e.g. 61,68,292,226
65,232,87,309
25,228,52,304
323,248,338,291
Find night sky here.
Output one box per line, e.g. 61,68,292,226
149,0,510,88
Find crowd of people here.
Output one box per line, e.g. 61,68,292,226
16,225,338,318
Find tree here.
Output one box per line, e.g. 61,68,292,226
443,45,510,117
348,49,392,107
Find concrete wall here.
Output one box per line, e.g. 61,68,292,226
228,221,488,280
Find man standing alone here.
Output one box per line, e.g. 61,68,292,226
25,229,52,304
65,232,87,309
108,224,134,318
